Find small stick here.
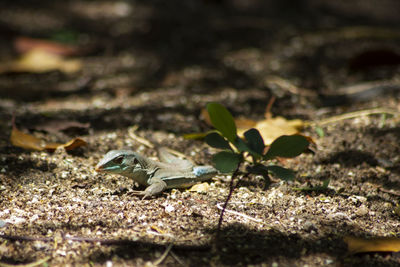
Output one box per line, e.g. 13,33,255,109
314,108,400,126
0,256,51,267
216,202,262,223
153,243,173,266
128,125,154,148
170,251,187,266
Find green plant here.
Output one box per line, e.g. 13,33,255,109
205,102,310,243
206,102,309,184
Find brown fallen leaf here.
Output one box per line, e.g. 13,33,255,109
344,236,400,254
10,120,87,152
10,125,45,151
14,36,81,56
200,108,212,126
0,49,81,74
44,138,87,152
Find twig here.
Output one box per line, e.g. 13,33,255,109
379,188,400,197
162,147,187,159
265,96,275,119
128,125,154,148
153,243,173,266
0,256,50,267
170,251,186,266
128,127,187,159
216,202,262,223
314,108,400,126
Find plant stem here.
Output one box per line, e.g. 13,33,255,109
216,163,242,243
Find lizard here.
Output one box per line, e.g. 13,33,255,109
95,147,217,198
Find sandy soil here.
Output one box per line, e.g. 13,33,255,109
1,0,400,266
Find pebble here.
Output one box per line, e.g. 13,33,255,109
356,205,369,216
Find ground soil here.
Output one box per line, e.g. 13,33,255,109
1,1,400,266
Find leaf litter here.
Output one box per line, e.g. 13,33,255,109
10,117,87,152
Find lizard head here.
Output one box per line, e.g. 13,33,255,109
95,150,145,177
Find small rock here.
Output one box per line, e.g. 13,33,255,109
165,204,175,213
356,205,369,216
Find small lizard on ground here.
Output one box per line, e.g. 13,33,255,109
95,147,217,198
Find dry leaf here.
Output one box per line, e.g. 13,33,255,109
188,182,210,193
14,37,80,56
10,123,87,152
344,236,400,254
10,125,45,151
0,49,81,74
238,116,304,145
44,138,87,152
235,117,257,130
200,108,212,126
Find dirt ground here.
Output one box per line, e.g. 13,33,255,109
1,0,400,266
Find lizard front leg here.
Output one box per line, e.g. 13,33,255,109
130,177,167,199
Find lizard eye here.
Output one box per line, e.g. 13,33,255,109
113,156,124,165
133,158,139,165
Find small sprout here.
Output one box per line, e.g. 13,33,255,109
205,102,310,183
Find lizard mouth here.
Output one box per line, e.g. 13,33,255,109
95,164,103,172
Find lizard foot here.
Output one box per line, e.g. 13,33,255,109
128,190,153,200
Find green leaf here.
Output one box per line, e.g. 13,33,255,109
183,132,209,140
265,165,295,181
205,132,231,150
207,103,237,143
212,151,241,173
265,135,309,159
234,137,250,153
244,128,265,155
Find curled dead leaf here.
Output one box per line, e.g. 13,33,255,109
11,125,45,151
44,138,87,152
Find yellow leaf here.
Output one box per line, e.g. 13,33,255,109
344,236,400,254
237,116,304,145
0,49,81,74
